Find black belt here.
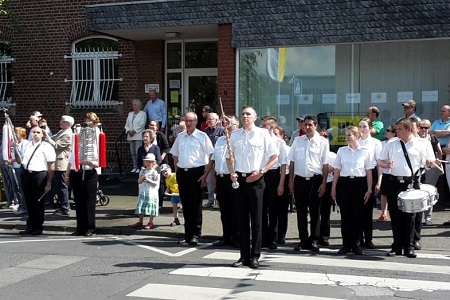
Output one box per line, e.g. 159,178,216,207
341,176,365,179
296,174,321,181
267,168,280,173
236,171,253,178
180,166,204,172
217,173,230,177
388,174,413,183
25,170,46,174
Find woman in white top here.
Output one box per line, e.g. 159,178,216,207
358,117,383,249
125,99,147,173
331,126,372,255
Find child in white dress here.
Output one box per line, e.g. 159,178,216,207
131,153,160,229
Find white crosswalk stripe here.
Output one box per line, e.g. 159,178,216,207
127,284,345,300
126,250,450,298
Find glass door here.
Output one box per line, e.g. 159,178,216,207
183,69,218,127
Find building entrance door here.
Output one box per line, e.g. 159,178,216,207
184,69,218,127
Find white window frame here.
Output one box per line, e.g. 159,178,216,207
0,55,15,108
65,36,123,109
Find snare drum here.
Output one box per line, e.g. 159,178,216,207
397,189,431,213
420,184,438,206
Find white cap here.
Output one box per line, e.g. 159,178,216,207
61,115,74,126
143,153,156,161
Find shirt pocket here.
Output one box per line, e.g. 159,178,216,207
248,139,264,160
294,147,306,160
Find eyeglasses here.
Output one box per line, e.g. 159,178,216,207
403,106,411,109
185,119,196,123
419,126,430,129
440,110,449,113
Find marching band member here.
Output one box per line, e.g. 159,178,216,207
66,112,102,236
331,126,372,255
378,118,435,258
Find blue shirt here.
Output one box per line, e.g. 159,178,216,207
143,98,167,128
430,119,450,146
204,126,224,146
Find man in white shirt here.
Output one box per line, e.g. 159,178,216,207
288,115,330,252
20,126,56,235
170,112,214,246
229,106,278,269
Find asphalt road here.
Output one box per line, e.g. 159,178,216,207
0,229,449,299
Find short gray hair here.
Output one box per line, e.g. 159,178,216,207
132,99,142,109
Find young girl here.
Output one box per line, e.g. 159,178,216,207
132,153,160,229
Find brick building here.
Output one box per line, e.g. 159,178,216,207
1,1,450,169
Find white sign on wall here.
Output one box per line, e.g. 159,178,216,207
145,84,160,93
346,93,361,104
371,92,387,103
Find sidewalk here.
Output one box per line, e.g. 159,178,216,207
1,184,450,251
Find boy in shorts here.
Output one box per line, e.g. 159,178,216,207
160,164,181,226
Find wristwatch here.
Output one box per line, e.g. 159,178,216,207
259,169,265,175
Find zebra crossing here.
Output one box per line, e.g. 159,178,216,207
126,248,450,299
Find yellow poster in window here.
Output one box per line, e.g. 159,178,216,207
170,90,179,103
328,116,365,146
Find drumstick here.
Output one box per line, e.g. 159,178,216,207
438,159,449,164
415,148,444,173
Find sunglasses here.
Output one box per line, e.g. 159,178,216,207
419,126,430,129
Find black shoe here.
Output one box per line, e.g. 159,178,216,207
352,247,363,255
85,230,95,237
404,250,417,258
310,242,320,252
249,257,259,269
232,258,249,268
364,241,375,249
19,228,34,235
268,241,278,250
337,246,351,255
386,249,402,257
277,238,286,245
189,237,198,246
31,229,43,235
213,239,227,247
317,238,329,247
71,231,84,236
414,241,422,250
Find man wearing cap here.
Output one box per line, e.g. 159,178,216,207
289,116,306,146
169,111,214,246
43,115,74,216
402,100,421,121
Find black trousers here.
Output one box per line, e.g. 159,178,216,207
386,177,415,252
70,169,97,233
277,178,291,241
336,177,366,248
48,170,70,212
22,170,47,231
294,174,322,244
262,169,280,244
361,168,377,243
319,181,333,241
233,173,265,260
176,166,205,241
216,175,238,243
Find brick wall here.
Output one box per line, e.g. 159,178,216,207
0,0,165,141
218,24,236,115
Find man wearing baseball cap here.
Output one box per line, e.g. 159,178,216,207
402,100,421,121
289,115,306,146
43,115,74,216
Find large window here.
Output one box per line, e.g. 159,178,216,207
238,40,450,139
0,41,14,108
65,37,122,109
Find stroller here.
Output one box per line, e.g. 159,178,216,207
96,187,110,206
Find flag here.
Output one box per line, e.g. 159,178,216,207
267,47,287,82
2,123,12,161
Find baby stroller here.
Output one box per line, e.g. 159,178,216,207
96,187,110,206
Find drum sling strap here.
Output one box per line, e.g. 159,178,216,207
25,144,41,171
399,140,420,189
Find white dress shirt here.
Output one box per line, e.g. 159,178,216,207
359,136,383,169
270,136,287,170
212,136,230,175
332,145,371,177
22,141,56,171
229,126,278,173
378,136,434,177
288,132,329,177
170,129,214,168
